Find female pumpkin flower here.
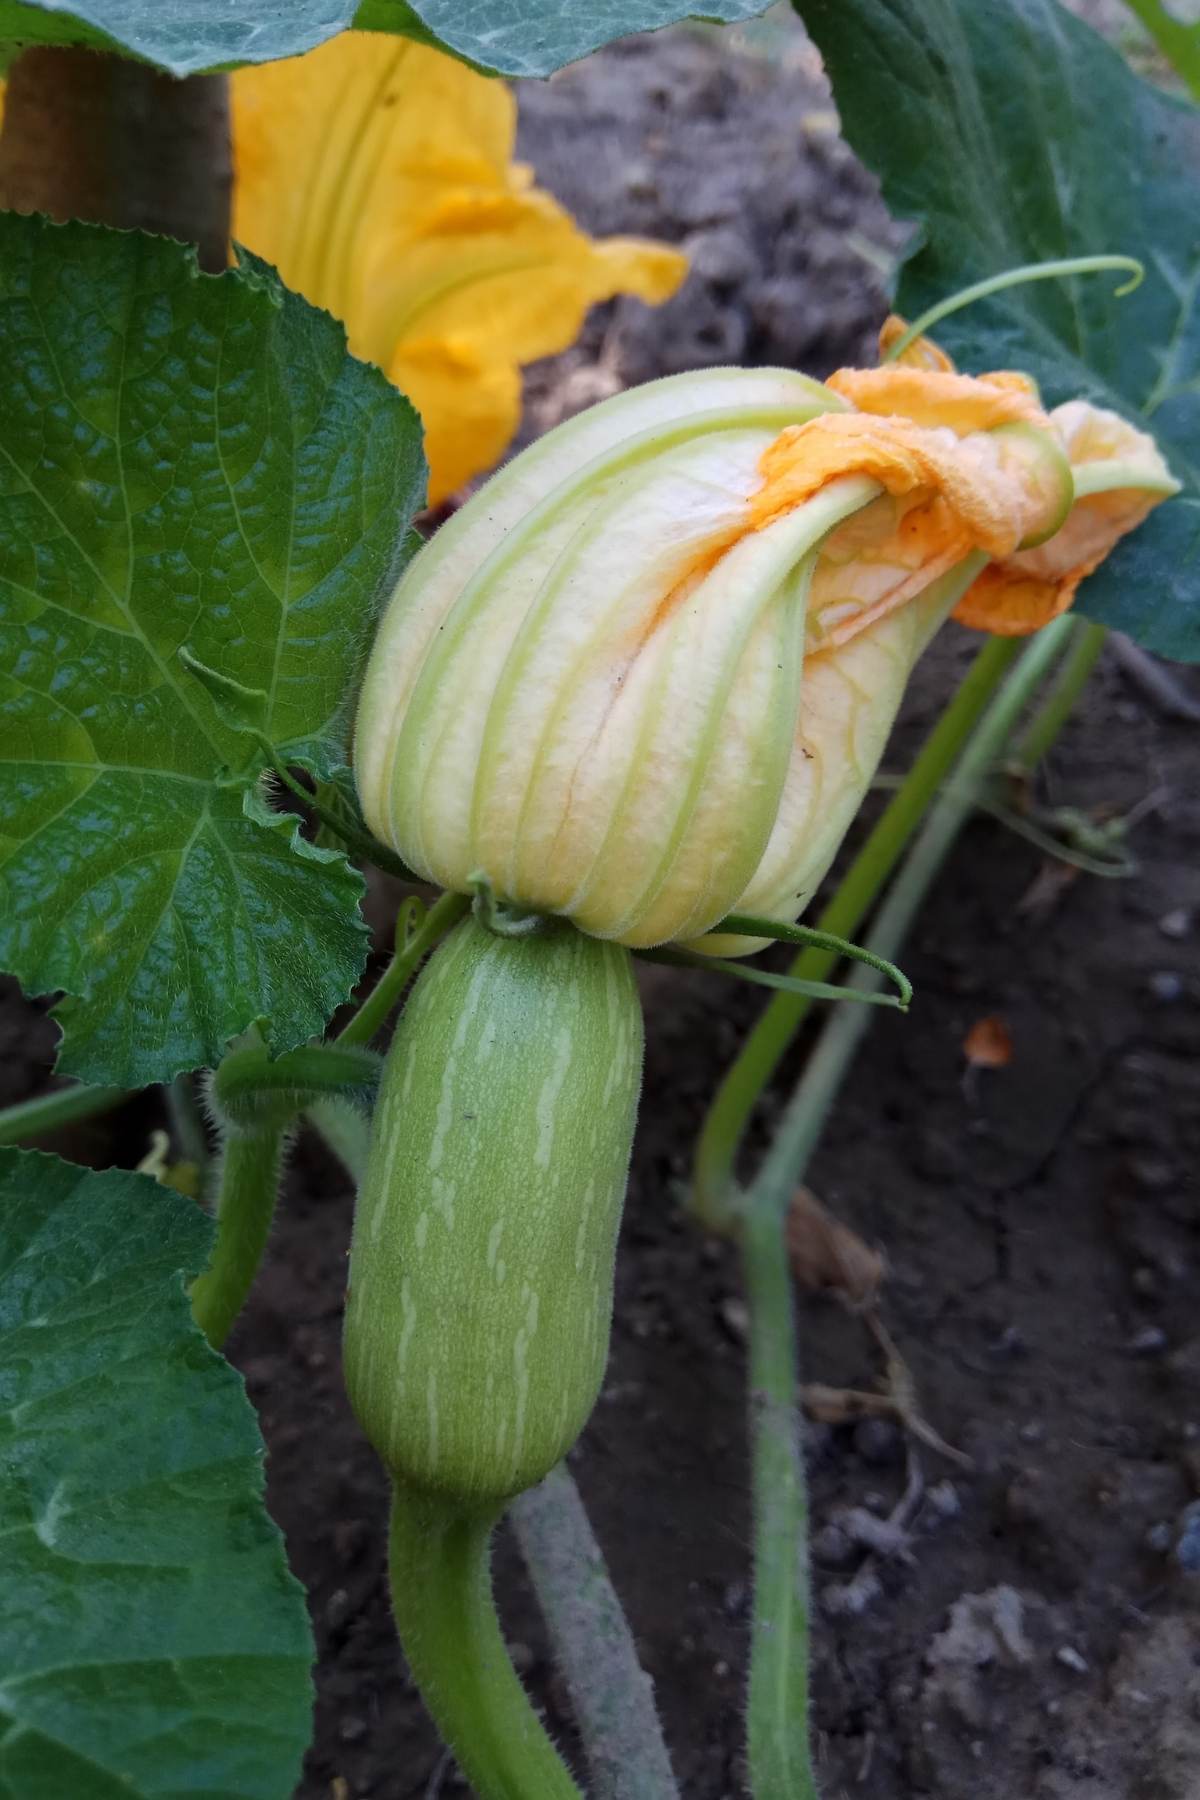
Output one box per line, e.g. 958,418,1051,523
354,327,1177,952
230,33,686,503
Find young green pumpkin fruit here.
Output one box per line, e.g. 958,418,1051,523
344,914,642,1797
345,913,642,1501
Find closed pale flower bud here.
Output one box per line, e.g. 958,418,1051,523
355,336,1176,952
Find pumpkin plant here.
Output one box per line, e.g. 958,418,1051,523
0,1,1196,1798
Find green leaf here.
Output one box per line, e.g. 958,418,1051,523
0,1147,313,1798
0,0,772,76
803,0,1200,661
358,0,776,76
0,0,354,67
0,216,425,1085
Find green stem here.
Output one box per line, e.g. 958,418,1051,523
212,1039,378,1128
738,615,1073,1800
189,1126,286,1350
388,1487,582,1800
0,1081,127,1146
1121,0,1200,97
336,889,470,1049
691,633,1021,1229
743,1199,817,1800
509,1465,680,1800
1013,618,1108,770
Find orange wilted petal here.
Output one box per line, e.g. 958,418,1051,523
827,364,1044,433
746,406,1070,650
954,400,1180,635
963,1015,1013,1068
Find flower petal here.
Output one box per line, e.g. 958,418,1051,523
953,401,1180,634
745,405,1072,647
827,363,1044,432
231,31,686,503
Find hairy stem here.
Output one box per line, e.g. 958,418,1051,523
739,613,1073,1798
337,890,470,1048
388,1487,582,1800
212,1040,379,1125
743,1199,818,1800
0,1081,128,1147
0,47,231,269
189,1127,286,1350
510,1466,679,1800
692,633,1022,1228
1014,618,1108,770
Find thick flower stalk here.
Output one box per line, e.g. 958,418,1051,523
356,325,1177,952
230,33,686,502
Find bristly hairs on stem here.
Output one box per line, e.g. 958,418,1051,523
883,255,1144,364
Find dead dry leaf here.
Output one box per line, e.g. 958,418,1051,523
786,1185,885,1308
962,1014,1013,1069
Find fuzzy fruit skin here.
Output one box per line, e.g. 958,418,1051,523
344,916,643,1507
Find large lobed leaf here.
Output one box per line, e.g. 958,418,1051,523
0,0,772,78
0,1148,312,1798
0,215,425,1086
804,0,1200,662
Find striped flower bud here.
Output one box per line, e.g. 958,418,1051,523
355,335,1176,952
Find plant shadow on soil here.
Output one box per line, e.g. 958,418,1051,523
4,21,1199,1800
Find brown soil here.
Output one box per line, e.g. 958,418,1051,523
6,19,1199,1800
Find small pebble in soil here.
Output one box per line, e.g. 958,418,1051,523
1126,1324,1168,1357
1019,1420,1046,1445
1148,970,1185,1002
1056,1645,1089,1674
324,1586,350,1627
1145,1519,1174,1555
1157,908,1193,940
716,1296,749,1343
925,1480,963,1521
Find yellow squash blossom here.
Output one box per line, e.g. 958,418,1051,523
355,322,1177,953
230,33,686,503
